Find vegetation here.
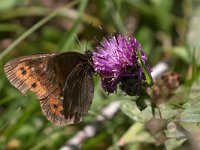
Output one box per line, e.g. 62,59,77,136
0,0,200,149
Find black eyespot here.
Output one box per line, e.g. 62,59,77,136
53,104,58,109
21,69,27,75
31,83,37,88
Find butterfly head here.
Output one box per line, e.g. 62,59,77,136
84,50,95,73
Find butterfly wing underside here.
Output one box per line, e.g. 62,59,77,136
40,63,94,125
4,54,57,99
41,52,94,125
63,64,94,123
4,52,94,125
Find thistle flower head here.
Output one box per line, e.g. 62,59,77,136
92,34,152,95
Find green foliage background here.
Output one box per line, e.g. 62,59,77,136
0,0,200,150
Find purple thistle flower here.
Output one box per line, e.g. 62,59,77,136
92,34,152,95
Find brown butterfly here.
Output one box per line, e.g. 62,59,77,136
4,51,94,125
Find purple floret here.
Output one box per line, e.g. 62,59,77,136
92,34,152,94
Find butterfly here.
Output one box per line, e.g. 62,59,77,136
4,51,94,125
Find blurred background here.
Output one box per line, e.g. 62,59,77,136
1,0,200,150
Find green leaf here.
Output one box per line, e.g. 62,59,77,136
187,12,200,65
189,76,200,99
177,97,200,123
118,123,154,146
165,139,185,150
172,46,192,64
137,48,153,86
120,99,152,122
0,10,59,60
57,0,88,51
0,0,18,10
121,99,182,122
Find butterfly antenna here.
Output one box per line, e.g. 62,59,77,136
98,25,110,42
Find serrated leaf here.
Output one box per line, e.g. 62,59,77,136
159,104,182,119
165,139,185,150
120,99,153,122
121,99,181,122
177,97,200,122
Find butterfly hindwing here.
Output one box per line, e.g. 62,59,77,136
40,64,94,125
45,52,94,124
39,89,69,125
63,64,94,123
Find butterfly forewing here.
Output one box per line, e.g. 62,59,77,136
47,52,88,88
4,54,57,99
